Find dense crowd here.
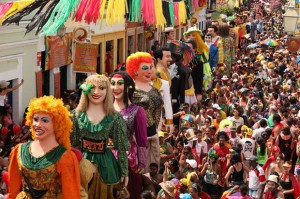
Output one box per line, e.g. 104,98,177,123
0,0,300,198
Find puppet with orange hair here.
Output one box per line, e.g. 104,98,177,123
126,52,163,169
8,96,80,199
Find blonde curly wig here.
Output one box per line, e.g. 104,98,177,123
25,96,72,149
75,74,116,116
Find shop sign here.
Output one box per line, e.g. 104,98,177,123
54,72,60,98
35,70,43,97
73,42,98,73
45,33,73,70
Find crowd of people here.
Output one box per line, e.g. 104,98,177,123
0,0,300,198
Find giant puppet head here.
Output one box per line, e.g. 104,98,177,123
76,74,116,116
25,96,72,149
126,52,153,83
183,26,208,54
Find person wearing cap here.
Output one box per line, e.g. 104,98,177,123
178,178,189,194
158,181,176,199
200,147,221,199
0,79,24,124
264,174,284,199
159,131,174,173
184,159,198,188
248,155,266,199
212,103,226,120
279,161,300,199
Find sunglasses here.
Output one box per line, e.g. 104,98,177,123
141,65,153,70
110,79,124,86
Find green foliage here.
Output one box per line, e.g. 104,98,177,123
217,6,235,16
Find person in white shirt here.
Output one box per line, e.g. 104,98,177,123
247,155,266,199
229,107,244,131
252,119,267,141
186,130,208,164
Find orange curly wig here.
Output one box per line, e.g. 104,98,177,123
126,52,153,79
25,96,72,149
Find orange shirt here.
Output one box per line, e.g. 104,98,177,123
8,144,81,199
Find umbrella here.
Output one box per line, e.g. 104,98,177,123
182,114,196,123
246,43,258,50
169,40,195,66
261,39,281,47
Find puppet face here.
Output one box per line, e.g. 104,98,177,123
87,81,107,105
110,76,124,101
158,50,172,68
32,112,55,141
135,62,153,83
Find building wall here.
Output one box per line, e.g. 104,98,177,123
0,24,38,123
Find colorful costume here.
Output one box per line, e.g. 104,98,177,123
71,111,129,198
8,96,80,199
126,52,163,168
9,143,80,199
132,87,163,167
71,74,130,199
152,76,174,129
120,103,147,198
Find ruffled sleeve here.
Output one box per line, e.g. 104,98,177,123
8,144,22,199
71,110,81,148
134,107,147,168
57,150,81,199
112,113,130,177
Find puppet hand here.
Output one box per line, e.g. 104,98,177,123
120,176,129,187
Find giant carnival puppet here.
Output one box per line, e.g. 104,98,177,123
183,26,212,96
8,96,80,199
151,57,174,133
109,71,148,198
71,74,130,199
126,52,163,168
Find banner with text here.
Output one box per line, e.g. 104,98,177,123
54,72,60,98
35,70,43,97
45,33,73,70
73,42,98,73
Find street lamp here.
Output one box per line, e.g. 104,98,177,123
283,5,299,34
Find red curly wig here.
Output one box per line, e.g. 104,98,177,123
126,52,153,78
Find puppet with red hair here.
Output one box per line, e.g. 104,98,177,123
126,52,163,169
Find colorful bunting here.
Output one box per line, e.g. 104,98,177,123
0,0,200,35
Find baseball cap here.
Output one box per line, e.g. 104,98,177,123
186,159,197,169
212,104,221,110
158,131,165,137
246,155,258,161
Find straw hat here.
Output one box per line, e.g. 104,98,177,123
267,175,279,184
183,26,202,36
159,181,175,197
158,131,165,137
